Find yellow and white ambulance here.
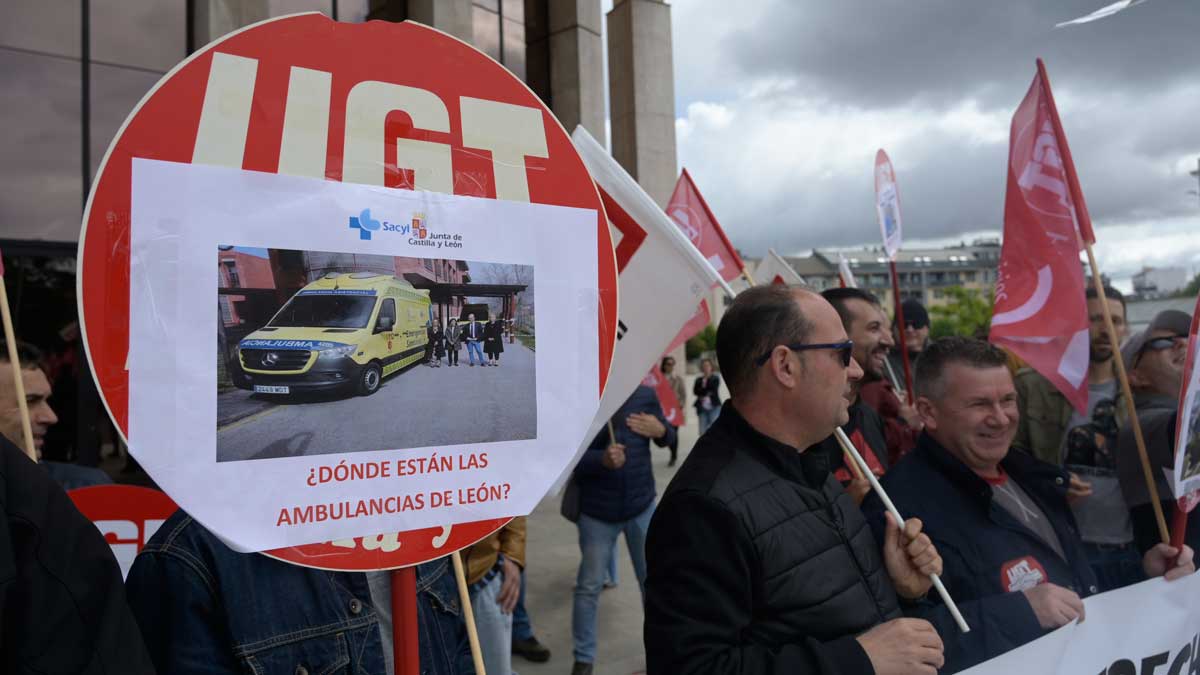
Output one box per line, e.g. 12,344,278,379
237,273,431,396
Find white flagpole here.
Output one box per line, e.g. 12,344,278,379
835,428,970,633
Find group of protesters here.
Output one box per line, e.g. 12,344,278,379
2,279,1197,675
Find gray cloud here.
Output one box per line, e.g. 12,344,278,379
672,0,1200,280
724,0,1200,109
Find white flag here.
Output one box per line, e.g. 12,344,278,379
570,126,733,452
1055,0,1148,28
837,252,858,288
752,248,804,286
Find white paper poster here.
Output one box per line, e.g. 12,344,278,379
127,159,599,552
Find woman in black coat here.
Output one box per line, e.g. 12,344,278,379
484,318,504,367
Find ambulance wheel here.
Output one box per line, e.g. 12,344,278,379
357,363,383,396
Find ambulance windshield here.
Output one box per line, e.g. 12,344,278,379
269,295,376,329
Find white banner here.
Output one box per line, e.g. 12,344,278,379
127,159,599,552
961,574,1200,675
752,248,805,286
875,149,904,261
1173,294,1200,499
570,127,732,451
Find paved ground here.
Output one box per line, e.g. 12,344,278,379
216,345,536,462
514,376,729,675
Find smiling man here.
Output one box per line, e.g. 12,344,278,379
863,337,1195,673
812,288,901,501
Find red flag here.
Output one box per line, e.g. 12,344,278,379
643,366,683,428
665,299,711,356
989,62,1091,413
667,169,745,283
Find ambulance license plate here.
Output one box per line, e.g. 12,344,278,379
254,385,290,394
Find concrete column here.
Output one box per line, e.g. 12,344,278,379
606,0,677,207
192,0,270,46
544,0,605,139
406,0,473,43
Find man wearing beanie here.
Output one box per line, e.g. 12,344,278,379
887,298,930,387
1115,309,1198,554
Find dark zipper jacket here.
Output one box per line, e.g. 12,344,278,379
644,402,900,674
862,433,1098,673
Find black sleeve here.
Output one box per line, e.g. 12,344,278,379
645,491,875,675
0,437,155,674
693,376,705,396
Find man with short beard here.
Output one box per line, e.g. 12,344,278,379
1014,285,1140,591
863,337,1195,673
814,288,900,503
1115,310,1198,554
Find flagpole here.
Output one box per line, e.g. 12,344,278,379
1037,58,1170,545
450,551,488,675
835,428,969,633
888,261,916,406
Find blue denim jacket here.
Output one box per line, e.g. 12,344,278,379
125,510,474,675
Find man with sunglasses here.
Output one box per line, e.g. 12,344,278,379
645,285,945,675
1116,310,1198,554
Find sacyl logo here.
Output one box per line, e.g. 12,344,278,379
349,208,382,240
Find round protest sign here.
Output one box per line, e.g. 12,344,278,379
78,14,617,569
67,485,178,579
874,149,903,261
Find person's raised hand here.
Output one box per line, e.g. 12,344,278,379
1022,583,1085,629
1143,543,1196,581
1066,473,1093,504
882,513,942,600
846,478,872,506
898,403,923,430
626,413,666,440
856,618,944,675
601,444,626,470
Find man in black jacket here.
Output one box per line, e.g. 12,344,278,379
645,285,946,675
862,337,1195,673
0,434,154,674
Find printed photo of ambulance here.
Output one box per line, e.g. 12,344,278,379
237,272,430,397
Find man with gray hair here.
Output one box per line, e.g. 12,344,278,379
644,285,946,675
862,337,1194,673
1116,309,1196,554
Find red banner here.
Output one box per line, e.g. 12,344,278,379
989,63,1091,413
665,299,711,356
666,169,744,283
643,367,684,428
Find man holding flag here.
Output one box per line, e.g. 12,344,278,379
645,285,947,675
989,60,1161,592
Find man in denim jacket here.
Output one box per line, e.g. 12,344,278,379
125,510,474,674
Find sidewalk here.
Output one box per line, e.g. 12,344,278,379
517,388,717,675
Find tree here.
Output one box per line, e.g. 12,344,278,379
929,287,993,340
1175,272,1200,299
686,325,717,361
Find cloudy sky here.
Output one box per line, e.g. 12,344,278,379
667,0,1200,289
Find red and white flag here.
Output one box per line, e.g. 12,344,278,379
661,169,742,353
571,127,733,450
989,62,1094,414
1172,294,1200,507
837,252,858,288
666,169,745,283
642,367,684,428
752,248,804,286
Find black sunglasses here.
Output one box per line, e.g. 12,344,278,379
756,340,854,367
